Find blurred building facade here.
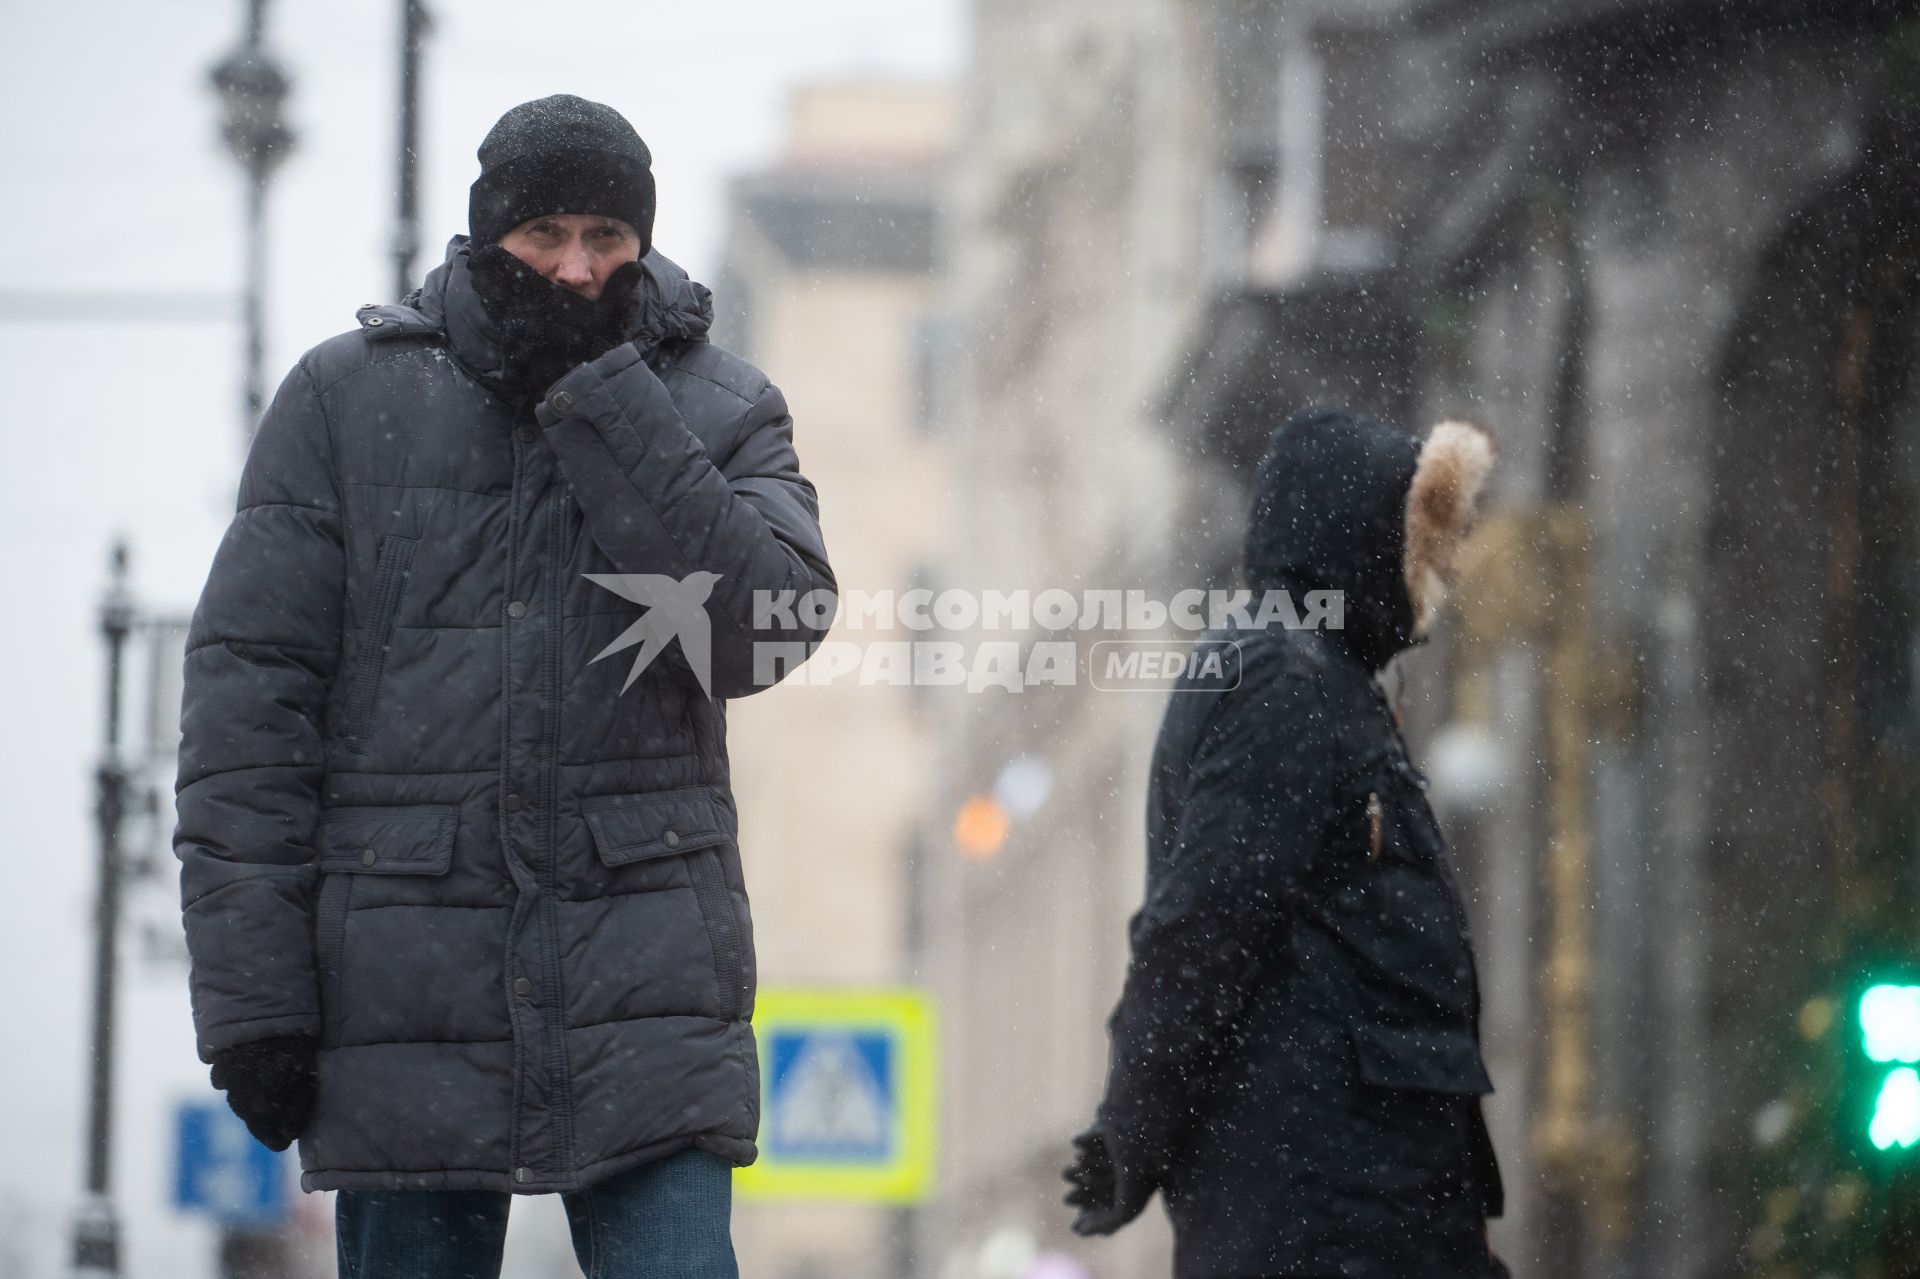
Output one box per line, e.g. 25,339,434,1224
714,81,958,1279
916,5,1221,1277
926,2,1920,1277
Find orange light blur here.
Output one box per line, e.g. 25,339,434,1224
953,795,1010,861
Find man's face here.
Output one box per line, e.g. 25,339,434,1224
496,213,642,301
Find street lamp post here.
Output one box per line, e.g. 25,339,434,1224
210,0,294,443
70,542,134,1278
393,0,431,302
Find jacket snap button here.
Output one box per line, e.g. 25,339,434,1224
360,848,377,867
365,316,383,327
505,793,524,813
514,1167,531,1184
507,600,526,619
513,977,532,997
550,390,574,413
663,829,679,848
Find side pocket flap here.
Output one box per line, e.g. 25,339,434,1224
1348,1021,1494,1095
583,786,731,866
315,803,459,875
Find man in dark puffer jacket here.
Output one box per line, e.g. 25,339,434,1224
1064,407,1508,1277
175,95,835,1277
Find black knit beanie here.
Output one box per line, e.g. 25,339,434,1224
467,94,656,253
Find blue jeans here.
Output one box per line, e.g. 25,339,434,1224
334,1147,738,1279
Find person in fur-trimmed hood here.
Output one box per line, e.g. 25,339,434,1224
1063,406,1508,1278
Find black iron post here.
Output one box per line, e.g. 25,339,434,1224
393,0,431,301
210,0,293,442
70,542,134,1277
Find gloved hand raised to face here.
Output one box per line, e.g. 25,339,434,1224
465,241,646,407
209,1035,318,1152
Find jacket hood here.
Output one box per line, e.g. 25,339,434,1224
1242,407,1495,672
355,234,714,391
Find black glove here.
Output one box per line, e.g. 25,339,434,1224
209,1035,318,1152
465,242,645,407
1062,1127,1153,1236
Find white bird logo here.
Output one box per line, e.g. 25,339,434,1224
583,571,723,697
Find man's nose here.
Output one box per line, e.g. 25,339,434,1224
550,243,595,293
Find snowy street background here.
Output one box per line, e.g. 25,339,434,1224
8,2,1920,1277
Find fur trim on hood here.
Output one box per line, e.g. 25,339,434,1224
1242,407,1498,671
1404,419,1496,639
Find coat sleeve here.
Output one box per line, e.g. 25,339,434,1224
174,358,346,1063
1093,660,1342,1208
535,342,836,699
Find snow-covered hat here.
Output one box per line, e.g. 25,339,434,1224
467,94,656,254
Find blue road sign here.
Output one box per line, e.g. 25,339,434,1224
174,1101,286,1225
738,988,935,1202
766,1027,896,1163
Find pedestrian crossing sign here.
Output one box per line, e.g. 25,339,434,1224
174,1101,286,1224
736,987,936,1202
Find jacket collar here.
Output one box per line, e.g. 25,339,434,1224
354,234,716,393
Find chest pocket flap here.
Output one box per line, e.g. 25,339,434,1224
1348,1021,1494,1095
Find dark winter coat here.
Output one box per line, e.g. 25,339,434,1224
174,236,835,1193
1093,409,1503,1277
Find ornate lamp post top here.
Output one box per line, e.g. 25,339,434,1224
209,43,295,181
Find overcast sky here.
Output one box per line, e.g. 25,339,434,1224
0,2,962,1272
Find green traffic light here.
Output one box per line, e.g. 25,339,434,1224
1860,984,1920,1064
1872,1067,1920,1150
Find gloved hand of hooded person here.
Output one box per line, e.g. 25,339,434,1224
1062,1126,1155,1236
209,1035,318,1152
465,241,646,407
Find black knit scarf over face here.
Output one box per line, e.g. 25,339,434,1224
465,241,645,406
